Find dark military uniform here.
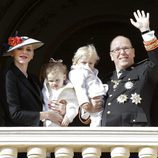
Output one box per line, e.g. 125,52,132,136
101,48,158,126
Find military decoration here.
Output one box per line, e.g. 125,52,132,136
130,93,142,105
117,94,128,104
111,80,121,89
124,81,134,90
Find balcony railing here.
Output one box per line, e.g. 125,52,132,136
0,127,158,158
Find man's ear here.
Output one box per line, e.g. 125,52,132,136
110,53,114,61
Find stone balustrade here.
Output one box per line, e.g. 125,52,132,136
0,127,158,158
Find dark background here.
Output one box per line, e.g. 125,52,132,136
0,0,158,81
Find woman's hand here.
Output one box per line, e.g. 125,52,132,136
40,111,63,126
130,10,150,32
48,99,67,116
47,111,63,125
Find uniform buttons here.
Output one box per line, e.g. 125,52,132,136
109,94,112,97
107,111,111,114
108,102,111,106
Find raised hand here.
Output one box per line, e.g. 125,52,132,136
130,10,150,32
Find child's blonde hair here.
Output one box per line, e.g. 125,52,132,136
45,59,67,79
72,44,100,65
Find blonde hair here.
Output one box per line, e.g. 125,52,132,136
44,61,67,79
72,44,100,65
39,59,67,83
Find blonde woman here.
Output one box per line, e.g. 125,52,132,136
1,35,63,126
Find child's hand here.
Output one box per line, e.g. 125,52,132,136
61,116,70,126
58,99,67,116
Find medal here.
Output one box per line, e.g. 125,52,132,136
124,81,134,89
117,94,128,104
130,93,142,105
111,80,121,89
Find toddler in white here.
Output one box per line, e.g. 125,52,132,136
42,58,79,127
69,45,108,127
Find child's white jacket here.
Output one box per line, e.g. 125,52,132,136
42,80,79,124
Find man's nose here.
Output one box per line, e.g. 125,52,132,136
119,48,126,54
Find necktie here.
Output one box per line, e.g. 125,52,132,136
117,70,125,78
